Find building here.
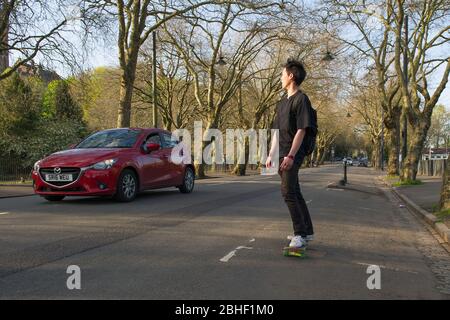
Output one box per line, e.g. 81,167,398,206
16,61,61,83
422,148,449,160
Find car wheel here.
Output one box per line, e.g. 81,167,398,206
115,169,138,202
178,167,195,194
44,195,65,201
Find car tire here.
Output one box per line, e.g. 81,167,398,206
44,195,65,201
178,167,195,194
115,169,138,202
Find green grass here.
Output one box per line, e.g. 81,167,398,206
435,208,450,223
431,204,439,213
386,175,400,180
0,180,33,185
392,179,423,187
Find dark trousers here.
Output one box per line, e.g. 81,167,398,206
278,157,314,237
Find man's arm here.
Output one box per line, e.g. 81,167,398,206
288,129,306,158
280,129,306,171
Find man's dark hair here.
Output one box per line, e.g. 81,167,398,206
284,59,306,86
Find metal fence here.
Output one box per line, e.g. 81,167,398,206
417,159,446,177
0,157,33,185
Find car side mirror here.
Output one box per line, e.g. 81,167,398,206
145,143,160,153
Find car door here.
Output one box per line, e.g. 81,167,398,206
139,133,167,188
161,132,184,186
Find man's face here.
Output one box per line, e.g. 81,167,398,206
281,68,293,90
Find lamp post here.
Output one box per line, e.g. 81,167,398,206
152,31,158,128
401,14,408,170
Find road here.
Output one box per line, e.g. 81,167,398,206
0,164,449,299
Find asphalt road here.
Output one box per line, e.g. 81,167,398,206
0,164,449,299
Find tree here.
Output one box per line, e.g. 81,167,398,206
391,0,450,181
319,0,403,174
160,2,287,177
81,0,285,129
0,0,81,80
0,72,41,135
426,104,449,149
42,79,84,122
70,67,122,130
134,39,197,130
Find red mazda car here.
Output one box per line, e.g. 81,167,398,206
32,128,195,202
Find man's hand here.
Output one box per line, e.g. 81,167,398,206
265,155,273,168
280,156,294,171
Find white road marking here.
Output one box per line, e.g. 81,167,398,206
0,212,10,215
356,262,419,274
220,239,255,262
306,200,312,204
326,188,344,191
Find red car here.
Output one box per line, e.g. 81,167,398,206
32,128,195,202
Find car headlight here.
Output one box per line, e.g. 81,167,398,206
92,159,117,170
33,160,42,172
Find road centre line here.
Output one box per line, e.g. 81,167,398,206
220,239,255,263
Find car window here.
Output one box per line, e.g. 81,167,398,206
76,129,141,148
161,133,178,149
145,134,161,145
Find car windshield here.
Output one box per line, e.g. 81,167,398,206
76,129,141,149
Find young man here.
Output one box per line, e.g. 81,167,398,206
266,59,315,249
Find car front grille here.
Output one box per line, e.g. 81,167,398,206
39,167,81,187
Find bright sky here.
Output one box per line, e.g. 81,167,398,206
67,41,450,110
7,1,450,110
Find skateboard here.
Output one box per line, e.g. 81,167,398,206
283,245,307,258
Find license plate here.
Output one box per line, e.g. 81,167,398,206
45,174,73,182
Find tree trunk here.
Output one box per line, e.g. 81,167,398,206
195,162,206,179
386,125,400,176
319,147,328,165
117,62,137,128
440,160,449,210
232,136,249,176
401,122,429,181
372,138,380,170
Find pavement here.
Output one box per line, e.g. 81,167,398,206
0,164,449,299
0,185,34,198
393,176,442,213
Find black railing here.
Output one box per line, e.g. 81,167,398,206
0,157,33,185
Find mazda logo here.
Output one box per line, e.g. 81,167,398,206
54,167,61,174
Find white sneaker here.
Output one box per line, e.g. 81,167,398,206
289,235,306,248
287,234,314,242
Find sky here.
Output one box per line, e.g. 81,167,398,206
6,1,450,110
55,41,450,110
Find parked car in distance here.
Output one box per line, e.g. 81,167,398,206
343,157,353,166
32,128,195,202
358,158,368,167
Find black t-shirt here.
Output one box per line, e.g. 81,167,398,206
272,90,316,161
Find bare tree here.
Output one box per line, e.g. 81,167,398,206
0,0,80,80
134,40,198,130
319,0,404,174
81,0,286,129
160,2,287,177
391,0,450,181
